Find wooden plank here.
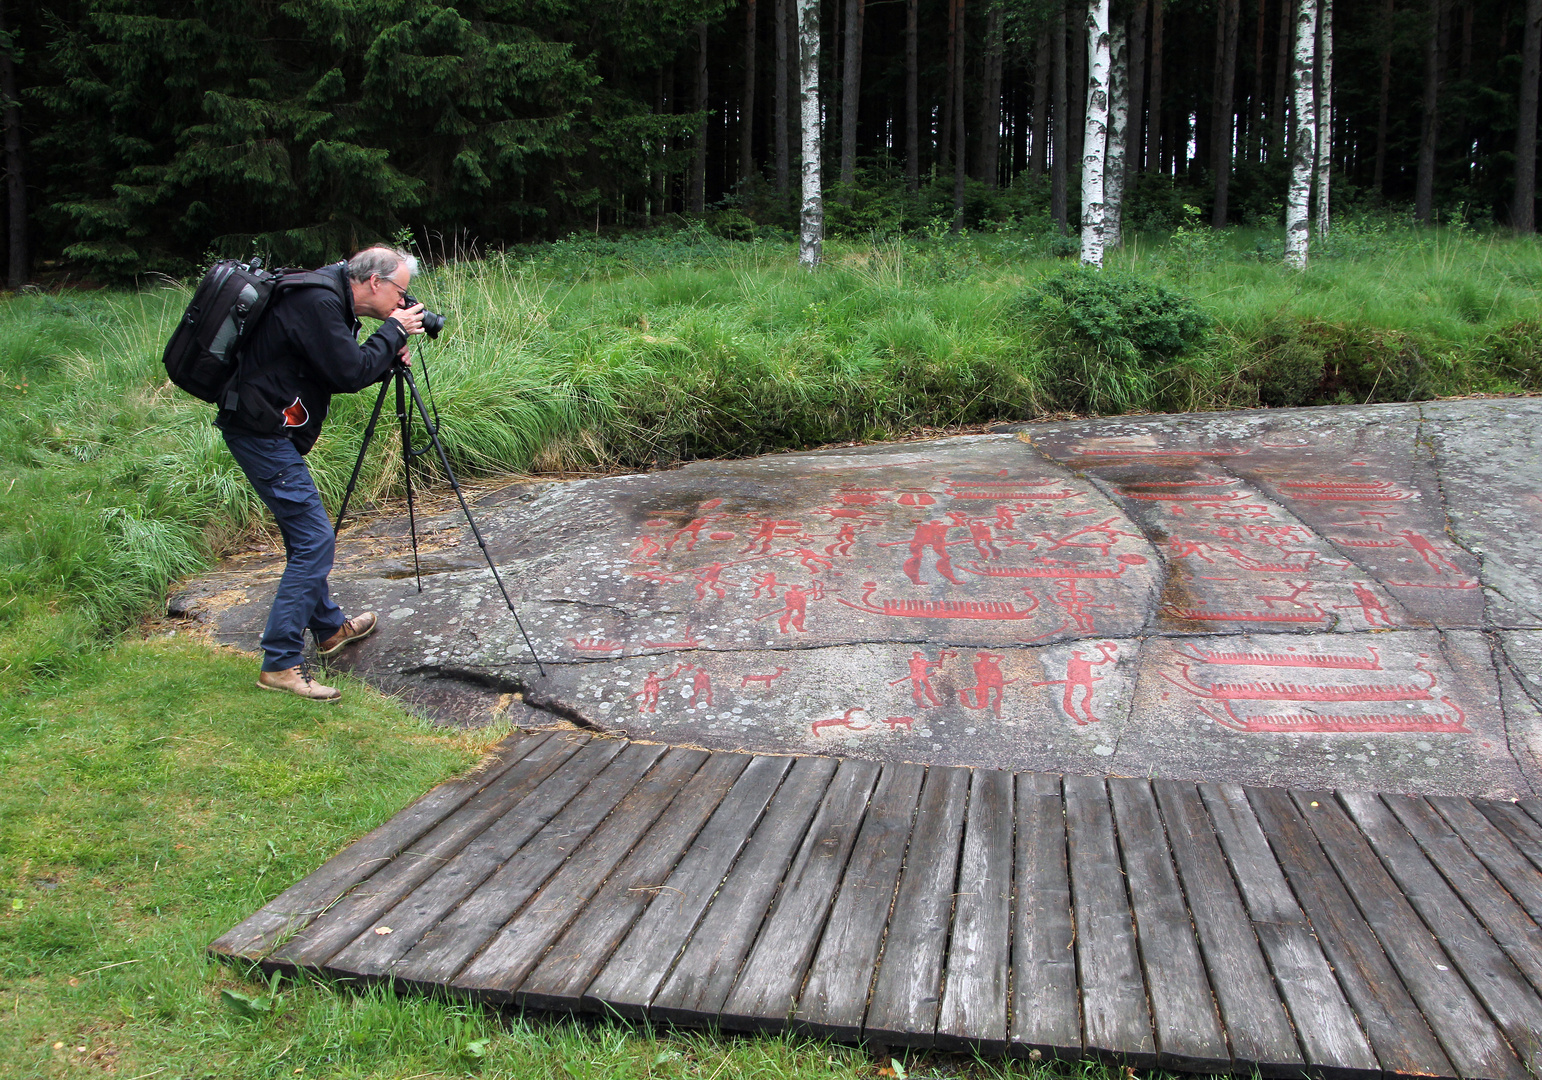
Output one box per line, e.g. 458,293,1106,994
1108,779,1227,1072
1008,772,1080,1062
1519,797,1542,831
1429,795,1542,927
790,762,925,1041
1063,774,1155,1066
447,748,710,1000
210,731,554,960
1392,795,1542,991
1245,786,1455,1080
717,758,882,1032
385,742,668,986
934,768,1013,1054
1199,784,1377,1080
646,756,840,1026
269,733,600,970
578,755,791,1018
863,765,970,1049
1152,780,1302,1076
515,752,750,1012
1475,799,1542,876
1336,791,1542,1078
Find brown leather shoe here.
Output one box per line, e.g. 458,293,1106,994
257,666,341,701
317,612,378,657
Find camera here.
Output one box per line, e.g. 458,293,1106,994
402,293,445,339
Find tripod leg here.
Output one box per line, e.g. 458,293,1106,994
396,369,424,593
400,368,547,677
333,376,393,534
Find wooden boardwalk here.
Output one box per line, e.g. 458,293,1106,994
212,732,1542,1078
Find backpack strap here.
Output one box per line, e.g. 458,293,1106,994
218,265,349,413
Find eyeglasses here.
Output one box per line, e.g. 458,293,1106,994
376,276,410,305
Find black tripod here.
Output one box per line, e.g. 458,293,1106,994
333,358,546,676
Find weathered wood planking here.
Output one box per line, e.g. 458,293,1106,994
215,736,1542,1080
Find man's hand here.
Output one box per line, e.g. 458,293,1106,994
397,344,412,367
388,303,426,336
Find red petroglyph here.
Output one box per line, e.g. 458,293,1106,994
1120,476,1239,487
687,667,713,707
568,636,625,653
1278,479,1403,492
811,707,870,736
708,531,737,541
1330,537,1407,548
1209,709,1470,734
945,513,1004,560
629,567,687,585
643,519,671,528
699,499,723,509
1337,582,1395,627
838,587,1041,621
1161,605,1331,624
960,652,1016,717
897,492,937,506
1076,446,1250,457
740,665,790,689
741,519,806,554
694,563,731,600
965,553,1147,580
1030,642,1119,725
835,491,886,506
1123,489,1247,502
1036,518,1143,557
1178,644,1383,669
1061,508,1099,518
888,649,957,709
811,505,884,523
1048,578,1114,632
883,715,916,731
630,663,688,713
665,515,725,552
1168,538,1217,562
1257,581,1317,609
943,478,1061,488
950,489,1082,500
747,572,784,599
825,522,861,557
1163,661,1437,702
1397,530,1465,574
629,535,662,562
1280,482,1415,502
781,547,835,575
642,625,704,649
878,520,966,585
756,580,825,633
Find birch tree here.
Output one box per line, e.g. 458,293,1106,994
1105,20,1129,251
1080,0,1112,266
1314,0,1333,237
1285,0,1319,269
798,0,823,268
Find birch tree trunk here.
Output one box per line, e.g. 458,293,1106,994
905,0,920,190
1147,0,1163,171
1052,3,1070,228
0,0,25,287
1512,0,1541,231
1081,0,1112,266
839,0,863,193
979,1,1004,185
1285,0,1318,270
689,22,708,214
1106,20,1129,250
775,0,791,192
798,0,823,268
1210,0,1239,227
1414,0,1445,223
1314,0,1332,236
742,0,757,184
1030,26,1051,174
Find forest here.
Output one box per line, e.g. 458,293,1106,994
0,0,1539,284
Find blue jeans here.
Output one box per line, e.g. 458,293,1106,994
221,430,345,671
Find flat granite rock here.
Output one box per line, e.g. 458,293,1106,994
178,400,1542,797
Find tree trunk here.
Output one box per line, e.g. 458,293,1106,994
1512,0,1541,230
839,0,864,193
1286,0,1318,269
1081,0,1112,265
1414,0,1444,222
1030,26,1052,173
1211,0,1240,226
953,0,968,227
1052,3,1070,227
1070,3,1087,175
775,0,791,192
979,1,1004,185
1373,0,1393,194
690,22,709,213
906,0,920,189
1250,0,1266,162
798,0,823,267
1129,0,1147,180
1272,0,1292,161
941,0,958,171
1314,0,1332,236
1106,18,1130,249
0,0,25,288
742,0,758,184
1147,0,1164,171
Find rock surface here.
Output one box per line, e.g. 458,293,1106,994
174,400,1542,797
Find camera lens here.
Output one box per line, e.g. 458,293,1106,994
401,293,445,340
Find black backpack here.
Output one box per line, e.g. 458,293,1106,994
162,258,342,409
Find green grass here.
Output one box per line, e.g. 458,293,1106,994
0,223,1538,1076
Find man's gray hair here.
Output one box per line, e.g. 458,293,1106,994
347,246,419,284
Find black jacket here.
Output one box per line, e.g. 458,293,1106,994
217,262,406,454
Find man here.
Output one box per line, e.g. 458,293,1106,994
217,246,426,700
